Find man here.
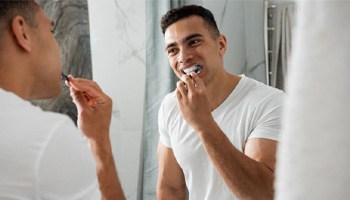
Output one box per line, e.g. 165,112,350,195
157,5,285,200
0,1,124,199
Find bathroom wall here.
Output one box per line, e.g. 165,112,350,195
88,0,146,199
186,0,267,83
204,0,267,83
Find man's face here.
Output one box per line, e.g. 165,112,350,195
164,16,226,84
29,7,62,99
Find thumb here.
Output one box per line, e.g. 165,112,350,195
190,72,205,88
69,87,90,112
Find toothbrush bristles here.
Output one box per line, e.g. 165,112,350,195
61,72,69,81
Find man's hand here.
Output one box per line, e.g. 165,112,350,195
65,76,125,200
66,76,112,141
176,72,215,131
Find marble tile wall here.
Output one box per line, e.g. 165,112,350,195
31,0,92,123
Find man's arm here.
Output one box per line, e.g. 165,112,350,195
67,76,125,200
176,73,276,199
157,144,186,200
197,124,276,200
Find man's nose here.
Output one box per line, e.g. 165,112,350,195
178,48,193,64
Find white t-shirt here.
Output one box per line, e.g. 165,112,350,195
0,88,100,199
159,75,285,200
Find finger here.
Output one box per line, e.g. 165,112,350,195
176,82,186,109
65,79,71,87
67,75,112,107
176,87,182,101
190,72,204,89
176,80,188,98
69,87,90,111
181,75,197,92
73,78,103,92
180,75,192,85
67,76,101,99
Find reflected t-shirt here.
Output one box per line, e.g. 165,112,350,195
158,75,285,200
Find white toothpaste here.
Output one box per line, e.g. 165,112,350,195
183,64,203,75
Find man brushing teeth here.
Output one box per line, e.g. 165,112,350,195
182,64,203,76
157,5,285,200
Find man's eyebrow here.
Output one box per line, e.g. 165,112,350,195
165,42,177,51
183,33,203,43
165,33,203,51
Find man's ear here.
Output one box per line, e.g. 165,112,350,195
218,34,227,56
11,16,33,52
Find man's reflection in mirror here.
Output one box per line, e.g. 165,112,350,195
157,5,285,200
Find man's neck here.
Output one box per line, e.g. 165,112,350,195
0,65,32,100
205,71,241,111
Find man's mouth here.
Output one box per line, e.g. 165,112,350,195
182,64,203,75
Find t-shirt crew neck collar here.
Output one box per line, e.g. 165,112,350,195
212,74,247,116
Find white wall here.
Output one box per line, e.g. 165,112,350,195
87,0,146,199
204,0,267,83
188,0,267,83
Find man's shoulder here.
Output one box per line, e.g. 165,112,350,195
240,76,285,106
0,89,76,132
161,91,177,107
245,76,284,94
159,91,181,120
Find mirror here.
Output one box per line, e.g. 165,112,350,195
30,0,296,199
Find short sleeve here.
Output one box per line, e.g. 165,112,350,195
249,92,285,141
158,97,172,148
37,117,100,199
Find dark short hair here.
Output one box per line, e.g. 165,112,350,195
160,5,220,38
0,0,39,36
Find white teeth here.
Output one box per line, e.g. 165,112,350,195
183,64,202,75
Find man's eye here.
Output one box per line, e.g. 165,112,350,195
167,48,178,55
190,39,200,46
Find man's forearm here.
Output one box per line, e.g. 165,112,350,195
197,123,274,200
157,185,186,200
89,137,125,200
67,77,124,199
